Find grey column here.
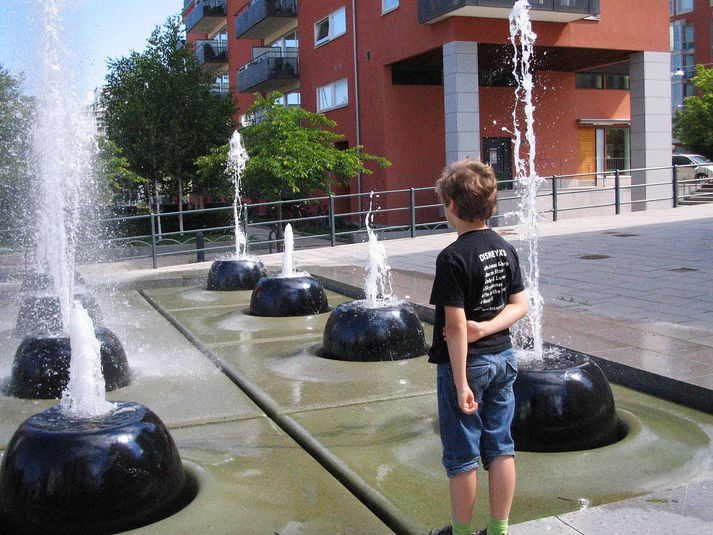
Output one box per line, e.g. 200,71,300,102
630,51,673,211
443,41,480,164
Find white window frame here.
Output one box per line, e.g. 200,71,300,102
382,0,399,15
317,78,349,112
314,7,346,48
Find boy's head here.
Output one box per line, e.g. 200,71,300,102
435,158,498,222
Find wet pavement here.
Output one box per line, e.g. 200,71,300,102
2,203,713,533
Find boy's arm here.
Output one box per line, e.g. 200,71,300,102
445,306,478,415
466,290,528,343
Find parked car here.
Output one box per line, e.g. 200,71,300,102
673,153,713,183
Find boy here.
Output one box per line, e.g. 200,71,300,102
429,158,528,535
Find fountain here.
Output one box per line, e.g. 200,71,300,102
320,197,427,361
207,131,266,290
0,1,190,531
507,0,618,452
249,223,330,316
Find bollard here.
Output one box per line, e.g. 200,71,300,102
196,232,205,262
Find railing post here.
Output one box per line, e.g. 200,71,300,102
150,212,157,269
614,169,621,215
196,231,205,262
410,188,416,238
329,194,336,247
551,175,558,222
672,164,679,208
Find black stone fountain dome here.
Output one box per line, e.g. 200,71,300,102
0,401,193,534
207,255,266,291
249,271,330,317
320,298,428,361
511,345,621,452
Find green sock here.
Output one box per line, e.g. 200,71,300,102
452,519,472,535
487,517,508,535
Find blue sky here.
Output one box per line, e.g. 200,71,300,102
0,0,180,98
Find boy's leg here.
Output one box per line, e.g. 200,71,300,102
487,455,516,520
449,468,478,524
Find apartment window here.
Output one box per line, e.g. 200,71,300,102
275,91,301,106
674,0,693,14
382,0,399,14
315,7,346,47
317,79,348,112
671,20,695,111
576,67,629,90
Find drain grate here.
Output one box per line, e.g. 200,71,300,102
668,267,698,272
579,254,610,260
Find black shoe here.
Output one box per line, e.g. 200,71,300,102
430,527,452,535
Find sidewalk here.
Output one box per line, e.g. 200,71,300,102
82,203,713,534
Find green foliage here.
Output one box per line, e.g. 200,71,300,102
94,137,148,205
238,92,390,200
0,65,35,233
102,16,234,199
194,144,232,198
674,65,713,159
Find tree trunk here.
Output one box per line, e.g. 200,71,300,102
178,177,184,235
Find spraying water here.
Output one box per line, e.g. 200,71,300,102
363,193,395,307
33,0,112,415
60,304,115,417
227,131,249,258
509,0,545,359
281,223,296,277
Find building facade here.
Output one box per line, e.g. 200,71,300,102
670,0,713,115
184,0,671,217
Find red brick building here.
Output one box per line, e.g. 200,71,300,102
184,1,671,217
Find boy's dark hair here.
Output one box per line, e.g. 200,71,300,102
435,158,498,222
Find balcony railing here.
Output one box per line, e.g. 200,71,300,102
418,0,600,24
237,49,300,93
185,0,227,35
209,77,230,96
195,40,228,73
235,0,298,40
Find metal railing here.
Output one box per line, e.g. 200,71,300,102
418,0,600,24
236,49,299,93
185,0,227,34
0,163,708,272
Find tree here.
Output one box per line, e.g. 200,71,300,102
94,137,148,206
102,16,234,232
0,65,35,242
195,92,390,202
674,65,713,159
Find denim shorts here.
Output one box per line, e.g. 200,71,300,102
437,348,518,477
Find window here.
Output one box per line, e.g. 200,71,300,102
314,7,346,47
317,79,348,112
671,20,695,111
676,0,694,14
382,0,399,14
575,65,629,90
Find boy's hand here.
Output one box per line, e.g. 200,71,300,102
443,320,487,343
457,386,478,414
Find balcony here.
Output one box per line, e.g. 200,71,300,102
418,0,600,24
185,0,227,36
210,75,231,96
195,40,228,74
237,49,299,93
235,0,298,41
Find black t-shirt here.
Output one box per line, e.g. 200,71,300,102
428,228,525,364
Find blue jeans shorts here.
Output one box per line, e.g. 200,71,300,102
437,348,518,477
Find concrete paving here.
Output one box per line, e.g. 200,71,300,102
3,203,712,533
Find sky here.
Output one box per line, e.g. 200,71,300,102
0,0,181,100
